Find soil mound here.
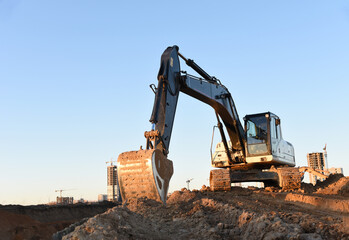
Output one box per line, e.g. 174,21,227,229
300,174,346,195
316,176,349,196
61,189,348,240
0,202,117,240
0,209,64,240
167,190,197,204
316,174,344,188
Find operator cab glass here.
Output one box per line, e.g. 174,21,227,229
245,113,270,156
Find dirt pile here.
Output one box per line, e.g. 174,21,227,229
300,174,347,195
0,208,70,240
0,202,117,240
61,187,349,240
316,176,349,196
0,209,64,240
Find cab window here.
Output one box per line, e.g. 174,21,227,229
270,118,276,139
246,115,268,155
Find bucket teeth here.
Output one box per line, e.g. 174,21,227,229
117,149,173,204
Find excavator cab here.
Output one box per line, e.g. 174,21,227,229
244,112,295,168
210,112,297,191
212,112,295,169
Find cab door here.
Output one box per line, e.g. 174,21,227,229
270,117,281,159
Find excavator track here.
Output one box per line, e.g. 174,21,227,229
117,149,173,204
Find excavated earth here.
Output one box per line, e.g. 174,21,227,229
60,175,349,240
1,175,348,240
0,202,117,240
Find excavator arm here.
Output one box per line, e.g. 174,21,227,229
117,46,246,204
148,46,245,160
146,46,181,155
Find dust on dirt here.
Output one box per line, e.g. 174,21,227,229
61,185,349,240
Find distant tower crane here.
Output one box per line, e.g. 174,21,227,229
323,143,328,170
55,189,67,198
54,189,75,197
106,157,117,166
186,178,194,190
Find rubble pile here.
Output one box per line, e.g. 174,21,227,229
61,187,349,240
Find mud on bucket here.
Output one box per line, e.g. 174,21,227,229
117,149,173,204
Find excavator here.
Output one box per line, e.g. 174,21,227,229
117,46,325,204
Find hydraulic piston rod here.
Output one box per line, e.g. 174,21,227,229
178,52,217,84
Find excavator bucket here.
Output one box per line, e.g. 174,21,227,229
117,149,173,204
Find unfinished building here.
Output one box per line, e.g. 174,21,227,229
107,165,121,201
307,152,326,185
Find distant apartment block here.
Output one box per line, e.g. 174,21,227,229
328,167,344,175
73,198,85,204
98,194,108,202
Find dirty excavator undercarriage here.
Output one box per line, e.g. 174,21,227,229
210,166,330,191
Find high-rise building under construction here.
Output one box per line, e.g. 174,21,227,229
107,165,121,201
307,152,326,185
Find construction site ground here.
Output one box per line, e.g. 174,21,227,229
0,202,117,240
60,175,349,240
1,175,348,240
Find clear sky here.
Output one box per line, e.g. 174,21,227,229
1,1,348,205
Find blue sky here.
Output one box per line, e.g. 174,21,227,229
1,1,348,205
